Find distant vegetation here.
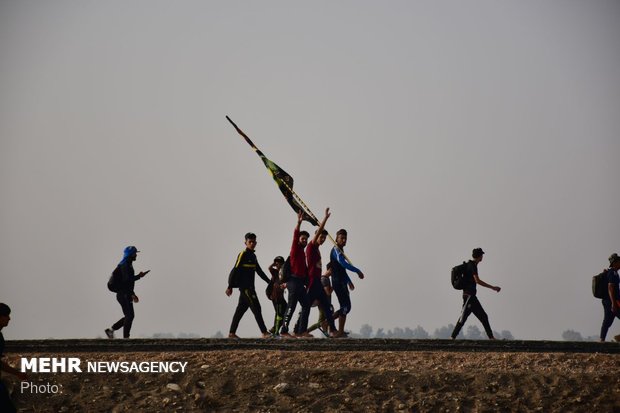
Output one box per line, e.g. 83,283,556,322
356,324,515,340
148,329,598,341
561,329,598,342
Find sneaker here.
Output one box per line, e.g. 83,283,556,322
105,328,114,339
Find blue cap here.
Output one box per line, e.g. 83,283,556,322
124,246,139,255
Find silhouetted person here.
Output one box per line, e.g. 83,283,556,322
600,253,620,342
1,303,28,413
451,248,501,340
226,233,271,339
105,246,149,339
266,256,287,336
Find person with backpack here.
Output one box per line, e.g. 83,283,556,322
599,253,620,342
1,303,28,413
105,246,149,339
266,256,287,336
225,232,271,339
450,248,501,340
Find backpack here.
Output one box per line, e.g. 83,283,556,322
592,269,608,299
451,261,468,290
228,267,239,288
107,266,122,293
279,257,292,283
265,281,274,299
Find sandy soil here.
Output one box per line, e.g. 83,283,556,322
3,349,620,412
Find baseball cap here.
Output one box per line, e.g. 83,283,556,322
472,248,485,258
124,246,139,255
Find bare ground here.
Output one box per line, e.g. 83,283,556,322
2,340,620,412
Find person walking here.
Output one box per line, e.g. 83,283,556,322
1,303,28,413
304,208,340,338
280,211,312,338
600,253,620,342
266,256,287,336
105,246,149,339
330,228,365,337
225,232,271,339
451,248,500,340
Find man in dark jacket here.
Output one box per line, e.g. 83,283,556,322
600,253,620,342
225,233,271,339
1,303,28,413
105,246,149,339
451,248,501,340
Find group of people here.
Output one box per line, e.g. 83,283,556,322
1,241,620,412
225,208,364,339
96,234,620,343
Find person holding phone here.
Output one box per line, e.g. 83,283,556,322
105,246,149,339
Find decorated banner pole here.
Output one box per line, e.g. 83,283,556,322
226,115,354,265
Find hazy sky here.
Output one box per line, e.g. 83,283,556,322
1,1,619,340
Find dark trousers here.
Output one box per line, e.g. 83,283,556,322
306,280,337,332
112,292,135,338
451,294,494,339
332,279,351,317
0,381,16,413
600,299,620,341
271,296,287,335
282,277,309,334
229,288,268,334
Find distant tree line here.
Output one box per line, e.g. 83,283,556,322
150,332,201,338
356,324,514,340
560,329,598,342
149,329,599,341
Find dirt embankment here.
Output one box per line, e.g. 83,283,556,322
3,349,620,412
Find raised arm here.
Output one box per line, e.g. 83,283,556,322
311,208,331,244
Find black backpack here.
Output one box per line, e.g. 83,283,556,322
451,262,468,290
107,266,122,293
592,269,608,299
279,257,292,283
228,267,239,288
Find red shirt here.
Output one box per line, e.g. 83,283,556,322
290,228,308,278
306,241,322,288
